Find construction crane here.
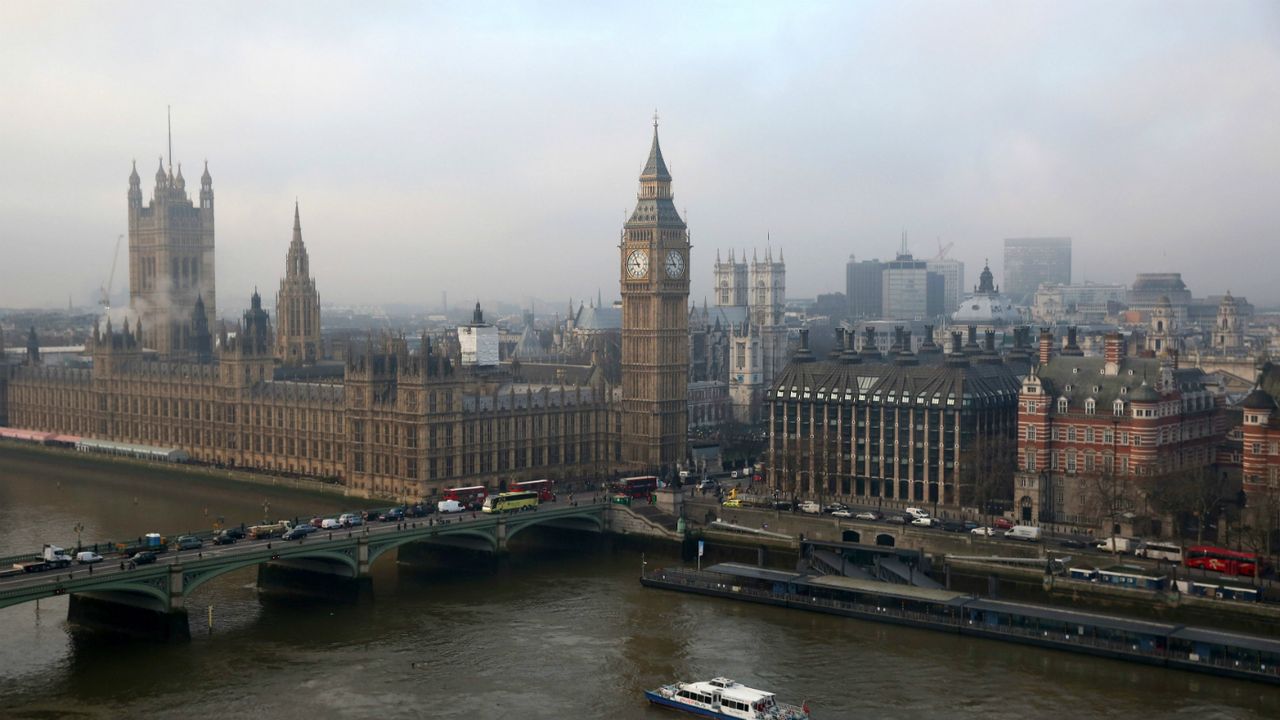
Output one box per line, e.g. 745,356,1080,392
934,238,954,260
98,234,124,312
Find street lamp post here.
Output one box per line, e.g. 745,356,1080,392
73,523,84,552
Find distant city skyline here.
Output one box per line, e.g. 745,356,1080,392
2,2,1278,309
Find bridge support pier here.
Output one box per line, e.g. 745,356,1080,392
257,560,370,604
67,592,190,642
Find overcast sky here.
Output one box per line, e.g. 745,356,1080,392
2,1,1277,312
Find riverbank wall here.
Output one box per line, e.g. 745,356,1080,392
0,441,391,502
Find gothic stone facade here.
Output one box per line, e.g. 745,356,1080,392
619,122,690,471
2,315,616,500
128,158,216,360
275,203,322,366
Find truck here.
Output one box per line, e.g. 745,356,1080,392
1005,525,1043,542
12,545,74,574
1096,536,1137,554
247,520,293,540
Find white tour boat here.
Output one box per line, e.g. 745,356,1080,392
645,676,811,719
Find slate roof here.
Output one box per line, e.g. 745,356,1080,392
1240,388,1277,411
1035,356,1209,409
574,304,622,331
771,351,1021,408
641,127,671,181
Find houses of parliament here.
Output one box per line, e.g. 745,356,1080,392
0,126,692,498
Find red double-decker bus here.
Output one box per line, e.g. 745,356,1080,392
512,479,556,502
1183,546,1265,577
612,476,658,499
443,485,488,510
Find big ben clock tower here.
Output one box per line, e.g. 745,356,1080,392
620,116,690,472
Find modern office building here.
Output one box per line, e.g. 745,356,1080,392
925,258,965,315
845,256,884,319
1003,237,1071,305
882,252,944,320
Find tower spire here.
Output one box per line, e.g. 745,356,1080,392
167,105,173,177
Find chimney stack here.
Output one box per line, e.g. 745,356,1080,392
1103,332,1125,374
1038,328,1054,365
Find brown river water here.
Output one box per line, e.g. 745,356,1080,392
0,446,1275,719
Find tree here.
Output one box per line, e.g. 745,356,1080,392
1147,467,1237,544
1239,486,1280,571
1079,471,1139,549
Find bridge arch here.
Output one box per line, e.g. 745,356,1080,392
504,511,605,545
875,533,896,547
183,549,358,596
366,528,499,566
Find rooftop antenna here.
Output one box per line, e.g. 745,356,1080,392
167,105,173,176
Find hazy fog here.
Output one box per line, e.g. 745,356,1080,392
1,1,1277,311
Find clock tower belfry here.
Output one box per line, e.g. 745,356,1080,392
620,117,690,472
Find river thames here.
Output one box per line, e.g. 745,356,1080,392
0,447,1275,718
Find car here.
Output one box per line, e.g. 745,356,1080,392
942,521,966,533
76,551,103,564
1057,537,1088,549
132,551,157,565
730,470,741,479
822,503,848,514
831,509,854,518
884,514,908,525
212,531,237,545
222,527,247,540
911,517,940,528
403,504,433,518
854,511,882,521
379,508,406,522
971,526,998,537
722,499,743,508
962,520,979,531
339,512,365,526
282,525,318,541
773,501,794,511
176,535,203,551
699,478,718,491
992,518,1015,530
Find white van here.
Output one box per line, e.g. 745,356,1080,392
321,518,343,530
798,501,821,514
1005,525,1042,542
904,507,930,520
1096,537,1136,554
437,499,465,514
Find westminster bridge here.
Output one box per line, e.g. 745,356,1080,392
0,502,639,640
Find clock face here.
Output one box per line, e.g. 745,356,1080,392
665,250,685,279
626,249,649,279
